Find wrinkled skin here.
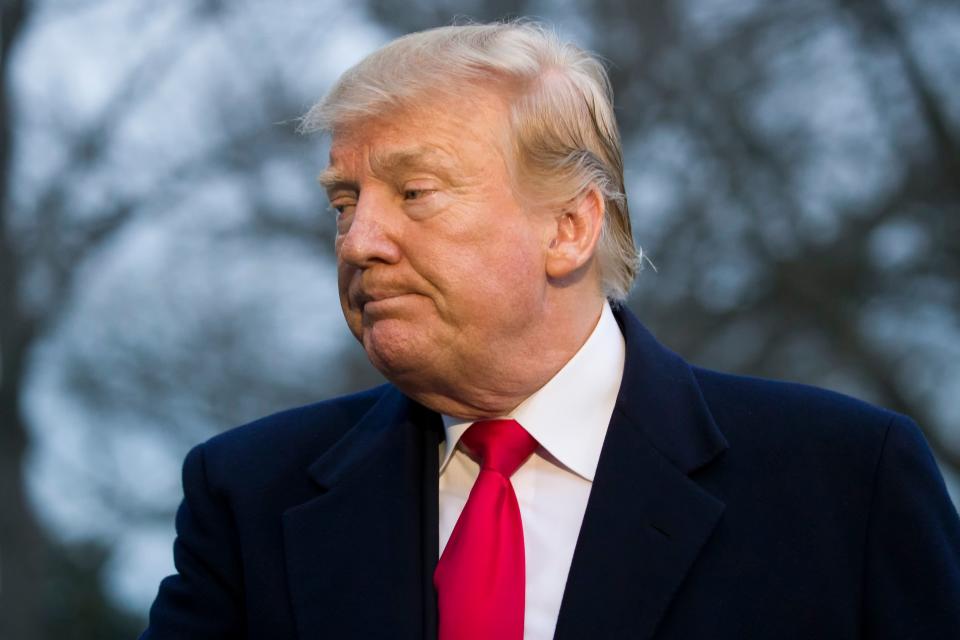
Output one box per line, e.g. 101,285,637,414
322,89,604,418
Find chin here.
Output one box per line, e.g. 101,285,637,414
361,318,435,380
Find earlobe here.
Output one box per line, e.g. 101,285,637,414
544,187,605,281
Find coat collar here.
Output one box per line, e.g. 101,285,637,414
553,305,728,639
610,304,728,474
282,305,728,640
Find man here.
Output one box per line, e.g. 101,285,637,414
142,22,960,639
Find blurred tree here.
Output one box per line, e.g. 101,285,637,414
2,2,47,636
363,0,960,475
2,0,958,636
2,0,381,636
42,542,145,639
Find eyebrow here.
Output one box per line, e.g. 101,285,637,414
316,168,355,193
317,145,459,194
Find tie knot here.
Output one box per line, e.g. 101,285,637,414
461,419,538,477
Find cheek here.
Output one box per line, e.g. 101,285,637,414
337,251,361,296
447,224,545,312
336,263,350,294
487,214,545,276
406,193,548,321
336,263,362,336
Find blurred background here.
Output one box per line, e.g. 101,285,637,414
1,0,958,636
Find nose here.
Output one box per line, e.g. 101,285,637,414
336,191,402,268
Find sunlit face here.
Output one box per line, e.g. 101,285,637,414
322,91,552,409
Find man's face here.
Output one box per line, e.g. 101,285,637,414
322,91,552,410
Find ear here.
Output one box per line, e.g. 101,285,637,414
545,186,605,280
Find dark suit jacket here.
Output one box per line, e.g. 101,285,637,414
142,308,960,639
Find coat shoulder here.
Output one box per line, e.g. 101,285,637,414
194,384,391,491
691,366,902,449
687,368,916,493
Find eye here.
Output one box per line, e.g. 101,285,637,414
402,188,438,207
327,187,358,215
328,197,357,217
330,204,356,221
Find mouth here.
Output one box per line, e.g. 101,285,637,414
355,290,413,313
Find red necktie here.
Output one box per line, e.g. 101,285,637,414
434,419,539,640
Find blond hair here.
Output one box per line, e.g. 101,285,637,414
300,22,639,302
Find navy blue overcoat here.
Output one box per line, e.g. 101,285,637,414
142,308,960,638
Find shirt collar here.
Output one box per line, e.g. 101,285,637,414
439,301,626,481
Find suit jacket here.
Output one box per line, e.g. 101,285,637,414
142,307,960,639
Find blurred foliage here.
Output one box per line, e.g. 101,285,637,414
362,0,960,469
0,0,957,637
42,541,145,639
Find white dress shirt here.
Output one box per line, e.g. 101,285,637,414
439,301,626,640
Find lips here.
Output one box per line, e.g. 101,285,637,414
348,270,420,312
353,287,412,311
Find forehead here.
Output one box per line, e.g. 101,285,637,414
329,137,459,176
326,90,512,174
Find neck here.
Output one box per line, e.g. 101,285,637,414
407,292,607,420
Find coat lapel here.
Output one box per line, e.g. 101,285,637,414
282,386,441,639
280,308,726,639
553,308,728,639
